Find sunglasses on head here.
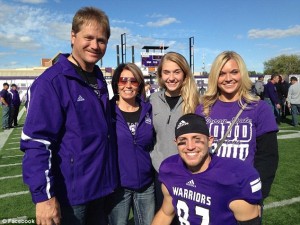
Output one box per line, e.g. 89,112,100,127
118,77,139,87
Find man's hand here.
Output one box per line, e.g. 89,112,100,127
36,197,61,225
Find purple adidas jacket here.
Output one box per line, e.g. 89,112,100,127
20,54,118,206
10,89,21,106
111,97,154,190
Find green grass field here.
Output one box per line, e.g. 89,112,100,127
0,108,300,225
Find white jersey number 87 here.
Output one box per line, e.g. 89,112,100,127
177,200,209,225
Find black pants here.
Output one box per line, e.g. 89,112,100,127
9,105,19,126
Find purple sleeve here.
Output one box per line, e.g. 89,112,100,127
255,101,278,137
239,168,262,204
230,163,262,204
21,77,63,203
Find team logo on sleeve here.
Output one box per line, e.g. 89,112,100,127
145,113,152,125
186,179,196,188
250,178,261,193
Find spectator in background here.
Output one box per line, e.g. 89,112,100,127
0,82,11,130
264,74,281,124
20,7,118,225
145,81,152,99
195,51,278,207
254,75,264,99
150,52,200,223
275,75,289,120
9,84,21,127
287,76,300,127
107,63,155,225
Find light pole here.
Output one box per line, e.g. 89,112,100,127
121,33,126,63
189,37,194,74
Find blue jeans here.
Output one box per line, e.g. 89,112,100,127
1,105,10,128
291,104,300,126
60,197,107,225
107,183,155,225
264,98,280,122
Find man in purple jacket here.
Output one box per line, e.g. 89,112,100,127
152,114,262,225
9,84,21,127
20,7,118,225
264,74,281,124
0,82,11,129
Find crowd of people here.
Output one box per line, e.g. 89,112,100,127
4,5,295,225
253,73,300,126
0,83,21,130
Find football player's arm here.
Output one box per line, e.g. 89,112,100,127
151,184,175,225
229,200,261,225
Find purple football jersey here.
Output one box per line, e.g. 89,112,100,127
159,154,262,225
195,100,278,165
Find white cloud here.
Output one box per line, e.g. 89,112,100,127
48,22,71,41
278,48,300,55
0,33,41,49
255,43,278,49
146,13,166,18
235,34,243,39
110,27,131,41
111,19,143,27
146,17,179,27
14,0,47,4
0,2,71,51
0,51,16,57
248,25,300,39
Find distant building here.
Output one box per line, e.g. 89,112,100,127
0,53,114,99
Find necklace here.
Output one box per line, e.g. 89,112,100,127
71,54,93,85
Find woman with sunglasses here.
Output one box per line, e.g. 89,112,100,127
150,52,200,217
107,63,155,225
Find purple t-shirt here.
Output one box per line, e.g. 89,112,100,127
195,100,278,165
159,154,262,225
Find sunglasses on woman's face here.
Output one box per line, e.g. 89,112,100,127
118,77,139,87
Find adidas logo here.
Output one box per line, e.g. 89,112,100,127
177,120,189,129
186,179,196,188
77,95,85,102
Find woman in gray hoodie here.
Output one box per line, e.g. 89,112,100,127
150,52,200,214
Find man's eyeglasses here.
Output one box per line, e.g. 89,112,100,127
118,77,139,87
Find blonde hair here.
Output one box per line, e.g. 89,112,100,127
202,51,259,116
157,52,200,114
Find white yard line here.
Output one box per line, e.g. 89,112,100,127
0,174,22,180
277,130,300,139
1,155,23,158
0,191,29,199
264,196,300,209
3,147,20,151
0,107,25,151
10,137,21,140
6,142,20,145
0,163,22,168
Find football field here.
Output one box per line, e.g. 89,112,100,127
0,107,299,225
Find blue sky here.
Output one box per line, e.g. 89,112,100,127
0,0,299,73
